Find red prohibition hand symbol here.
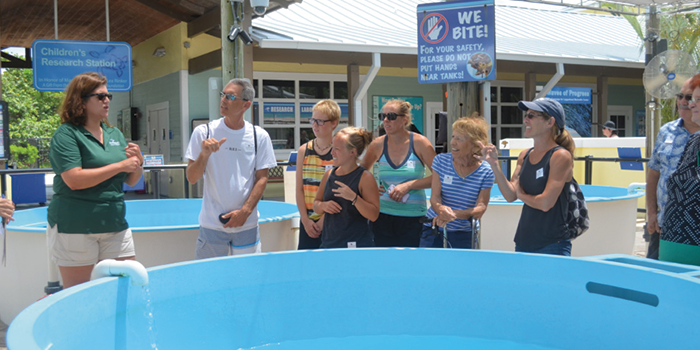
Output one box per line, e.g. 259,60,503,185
421,13,448,44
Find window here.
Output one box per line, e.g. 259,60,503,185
490,85,524,145
299,81,330,99
263,80,295,98
254,75,348,155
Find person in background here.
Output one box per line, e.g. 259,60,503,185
0,197,15,224
48,72,144,288
658,73,700,266
421,114,495,248
295,100,339,249
185,78,277,259
314,127,379,248
602,121,619,138
646,77,699,260
478,98,575,255
361,99,435,247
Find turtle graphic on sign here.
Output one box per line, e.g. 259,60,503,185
467,52,493,79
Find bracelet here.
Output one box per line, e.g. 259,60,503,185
351,193,359,206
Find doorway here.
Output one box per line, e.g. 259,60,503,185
607,105,633,137
147,102,170,196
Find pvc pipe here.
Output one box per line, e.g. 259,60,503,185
628,182,646,193
91,259,149,286
353,52,381,128
536,63,565,99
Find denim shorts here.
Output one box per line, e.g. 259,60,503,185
195,226,261,259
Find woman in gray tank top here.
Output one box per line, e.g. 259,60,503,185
477,98,575,255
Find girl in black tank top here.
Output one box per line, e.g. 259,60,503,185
312,127,380,249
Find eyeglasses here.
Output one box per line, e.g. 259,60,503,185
83,93,113,101
524,112,544,119
309,118,331,126
378,112,405,121
677,94,693,101
220,91,249,101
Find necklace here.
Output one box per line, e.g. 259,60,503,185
315,140,331,152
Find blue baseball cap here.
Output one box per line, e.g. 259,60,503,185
518,98,566,130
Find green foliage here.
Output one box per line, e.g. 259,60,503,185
9,144,39,169
1,67,63,168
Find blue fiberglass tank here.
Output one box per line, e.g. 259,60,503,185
8,249,700,349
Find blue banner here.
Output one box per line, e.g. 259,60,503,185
32,40,132,92
263,103,295,124
417,0,496,84
545,87,592,104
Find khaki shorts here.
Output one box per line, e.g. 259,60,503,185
48,225,136,267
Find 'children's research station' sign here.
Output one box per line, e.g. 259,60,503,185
417,0,496,84
32,40,132,92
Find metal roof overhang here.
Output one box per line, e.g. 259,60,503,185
253,38,645,80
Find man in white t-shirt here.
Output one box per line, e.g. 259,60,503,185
185,79,277,258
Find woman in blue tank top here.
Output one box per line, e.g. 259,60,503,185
477,98,575,256
361,99,436,247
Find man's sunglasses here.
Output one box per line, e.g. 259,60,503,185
378,112,405,121
677,94,693,101
84,93,113,101
220,91,249,101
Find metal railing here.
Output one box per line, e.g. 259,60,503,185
1,161,297,201
499,155,649,185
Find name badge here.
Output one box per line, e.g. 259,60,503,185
536,168,544,179
444,175,453,184
325,164,334,171
347,241,357,249
406,160,415,169
244,142,254,153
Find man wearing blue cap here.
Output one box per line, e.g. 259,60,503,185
478,98,577,255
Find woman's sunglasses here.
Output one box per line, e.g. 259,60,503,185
524,112,544,119
378,112,405,121
84,93,113,101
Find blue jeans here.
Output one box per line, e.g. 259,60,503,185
516,240,571,256
420,225,472,249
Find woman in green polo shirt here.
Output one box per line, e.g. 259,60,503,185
48,72,144,288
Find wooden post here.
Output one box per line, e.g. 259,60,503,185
446,82,478,151
221,0,236,83
347,64,359,127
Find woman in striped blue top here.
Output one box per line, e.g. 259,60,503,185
421,115,495,248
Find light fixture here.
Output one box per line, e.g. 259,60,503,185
152,47,166,57
647,100,659,110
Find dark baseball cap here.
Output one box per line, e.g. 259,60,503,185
518,98,566,130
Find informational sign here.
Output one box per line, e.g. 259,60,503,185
372,96,424,134
32,39,132,92
144,155,164,167
545,87,592,104
417,0,496,84
545,87,592,137
0,101,9,160
263,103,295,124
